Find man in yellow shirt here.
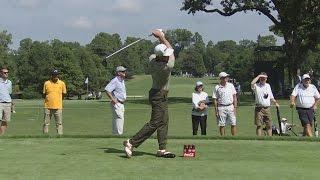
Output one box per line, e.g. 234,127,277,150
43,69,67,135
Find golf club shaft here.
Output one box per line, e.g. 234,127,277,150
314,112,318,137
105,38,143,60
105,34,152,60
276,106,282,135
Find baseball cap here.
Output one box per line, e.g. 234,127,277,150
195,81,203,87
116,66,127,72
302,74,310,80
281,118,288,122
219,72,229,78
259,72,268,78
154,44,174,57
51,69,59,75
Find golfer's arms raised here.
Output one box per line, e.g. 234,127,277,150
158,35,172,49
152,30,173,49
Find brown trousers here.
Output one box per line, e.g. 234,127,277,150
130,89,169,150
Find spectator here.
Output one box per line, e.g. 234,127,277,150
191,81,209,135
0,67,12,135
213,72,237,136
290,74,320,137
105,66,127,135
251,72,279,136
43,69,67,135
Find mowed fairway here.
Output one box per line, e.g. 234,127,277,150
0,138,320,180
2,75,320,179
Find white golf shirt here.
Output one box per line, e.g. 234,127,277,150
192,91,209,116
212,82,236,106
105,76,126,102
0,78,12,103
291,83,320,108
252,83,274,107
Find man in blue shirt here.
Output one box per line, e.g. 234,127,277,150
0,67,12,135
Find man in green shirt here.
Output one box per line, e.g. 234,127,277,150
123,29,175,158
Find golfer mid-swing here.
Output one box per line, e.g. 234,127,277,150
123,29,175,158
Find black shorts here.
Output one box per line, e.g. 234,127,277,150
296,107,314,126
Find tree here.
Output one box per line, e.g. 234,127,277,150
181,0,320,77
51,40,84,97
75,46,106,97
165,29,194,57
122,37,153,75
16,39,55,98
0,30,17,82
88,32,123,79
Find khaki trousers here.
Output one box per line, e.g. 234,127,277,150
43,109,63,135
110,102,125,135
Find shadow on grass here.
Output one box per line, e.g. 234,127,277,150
98,147,156,158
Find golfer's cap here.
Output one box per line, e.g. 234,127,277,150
195,81,203,87
154,44,174,57
219,72,229,78
302,74,310,80
281,118,288,121
51,69,59,75
116,66,126,72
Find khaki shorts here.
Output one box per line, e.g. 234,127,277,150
217,105,236,126
0,103,12,122
255,107,272,127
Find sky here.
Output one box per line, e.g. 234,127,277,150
0,0,283,49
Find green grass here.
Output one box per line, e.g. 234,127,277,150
2,75,319,179
9,96,308,137
0,138,319,180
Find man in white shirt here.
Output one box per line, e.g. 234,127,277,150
105,66,127,135
213,72,237,136
251,72,279,136
0,67,12,135
290,74,320,137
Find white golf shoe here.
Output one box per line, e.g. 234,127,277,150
123,139,133,158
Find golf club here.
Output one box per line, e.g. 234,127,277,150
291,106,295,135
314,111,318,137
276,106,283,135
105,34,151,61
105,29,165,61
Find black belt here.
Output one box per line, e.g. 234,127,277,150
218,103,232,107
296,107,312,110
255,106,270,109
0,102,11,103
117,99,124,104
